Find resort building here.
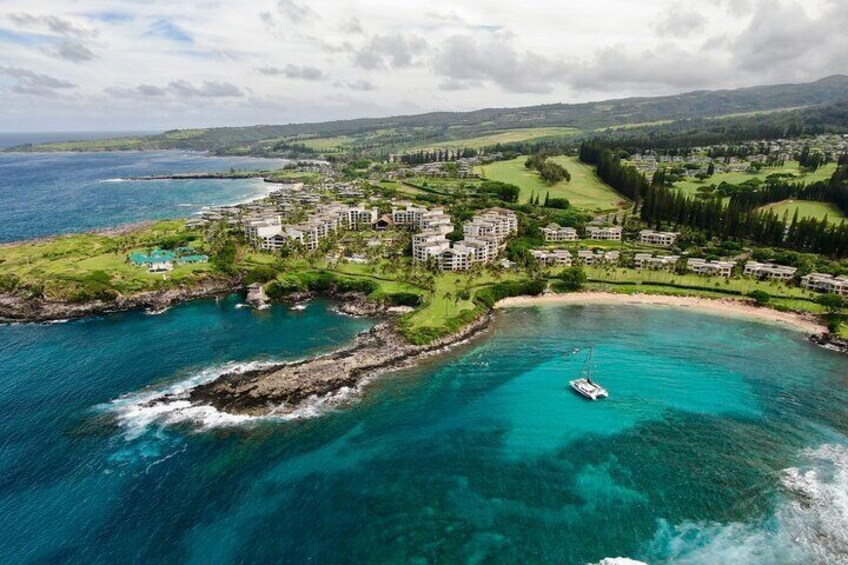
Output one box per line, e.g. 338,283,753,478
530,249,573,267
800,273,848,296
420,209,454,234
686,258,735,278
464,208,518,244
743,261,797,281
412,207,517,271
634,253,680,270
577,249,620,266
439,245,474,271
541,224,579,242
391,203,429,228
639,230,679,247
128,248,208,273
586,226,622,241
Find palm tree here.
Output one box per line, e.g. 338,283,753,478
442,291,452,316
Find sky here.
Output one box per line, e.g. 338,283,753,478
0,0,846,132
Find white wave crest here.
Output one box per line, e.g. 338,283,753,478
589,559,648,565
100,178,129,183
104,360,368,439
643,443,848,564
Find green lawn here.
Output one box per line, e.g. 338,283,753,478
758,200,846,223
0,221,216,301
672,162,837,196
409,127,579,151
477,155,628,211
584,266,816,299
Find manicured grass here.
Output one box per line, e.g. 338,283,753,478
477,156,628,211
672,162,837,195
0,221,215,300
758,200,846,223
409,127,579,151
584,266,816,299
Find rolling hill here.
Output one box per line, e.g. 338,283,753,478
9,75,848,156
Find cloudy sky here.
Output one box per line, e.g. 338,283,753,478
0,0,846,132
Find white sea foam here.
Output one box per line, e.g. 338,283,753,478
643,443,848,564
589,559,648,565
105,359,368,438
106,361,273,439
100,178,129,183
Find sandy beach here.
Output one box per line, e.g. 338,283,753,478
495,292,828,335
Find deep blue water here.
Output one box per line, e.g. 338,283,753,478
1,300,846,564
0,151,290,242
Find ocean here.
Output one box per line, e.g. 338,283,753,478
0,150,291,242
1,299,845,563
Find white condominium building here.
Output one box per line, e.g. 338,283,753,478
743,261,797,280
687,258,735,278
412,207,516,271
634,253,680,270
541,223,579,242
391,202,429,228
464,208,518,245
577,250,621,265
420,209,454,234
586,226,622,241
639,229,679,247
801,273,848,296
530,249,573,267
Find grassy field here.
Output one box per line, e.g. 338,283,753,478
672,162,837,195
0,221,215,301
758,200,847,223
477,155,628,211
408,127,579,151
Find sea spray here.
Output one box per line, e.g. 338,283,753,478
642,443,848,564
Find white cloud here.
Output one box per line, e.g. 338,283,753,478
0,0,844,131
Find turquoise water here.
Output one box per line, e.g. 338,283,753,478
0,151,290,242
1,301,847,563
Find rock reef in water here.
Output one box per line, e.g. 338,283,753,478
187,313,492,416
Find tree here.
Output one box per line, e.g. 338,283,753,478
816,293,845,315
557,266,587,291
748,290,771,306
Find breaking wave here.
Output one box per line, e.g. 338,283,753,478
103,360,369,439
642,443,848,564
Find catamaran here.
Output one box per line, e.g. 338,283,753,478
569,347,609,401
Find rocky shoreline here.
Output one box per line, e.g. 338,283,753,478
185,312,492,417
0,279,238,323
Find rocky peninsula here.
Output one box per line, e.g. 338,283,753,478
186,312,492,417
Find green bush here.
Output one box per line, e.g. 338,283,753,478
244,265,279,284
265,277,304,299
475,279,546,308
557,266,587,291
335,277,379,294
381,292,422,307
748,290,771,305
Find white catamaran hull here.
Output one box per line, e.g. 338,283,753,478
569,378,609,401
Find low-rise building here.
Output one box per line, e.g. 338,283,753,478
639,229,679,247
541,223,579,242
686,258,735,278
634,253,680,270
530,249,573,267
743,261,797,281
801,273,848,296
577,249,620,265
586,226,622,241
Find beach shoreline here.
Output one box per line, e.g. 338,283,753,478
495,291,828,335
